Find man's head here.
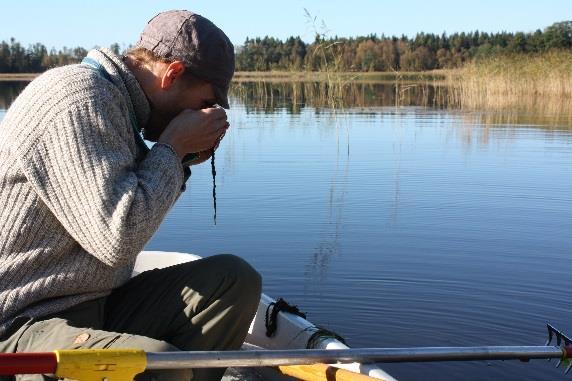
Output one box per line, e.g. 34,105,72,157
125,10,234,141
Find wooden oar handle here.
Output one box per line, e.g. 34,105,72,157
278,363,381,381
0,352,57,375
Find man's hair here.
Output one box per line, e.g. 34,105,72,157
125,47,204,86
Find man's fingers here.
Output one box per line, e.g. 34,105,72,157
212,127,228,151
166,107,228,154
213,119,229,134
206,107,227,121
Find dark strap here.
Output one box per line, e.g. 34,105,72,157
265,298,307,337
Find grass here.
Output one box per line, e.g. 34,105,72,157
235,51,572,115
447,51,572,113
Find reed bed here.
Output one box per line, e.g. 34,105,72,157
232,71,445,83
448,51,572,114
228,80,449,112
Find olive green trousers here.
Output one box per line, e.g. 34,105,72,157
0,254,262,381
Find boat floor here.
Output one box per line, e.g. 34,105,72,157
222,367,263,381
223,367,295,381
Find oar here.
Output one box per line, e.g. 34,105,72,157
144,345,572,367
1,346,569,381
1,324,570,381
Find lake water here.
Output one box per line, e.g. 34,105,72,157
1,80,571,381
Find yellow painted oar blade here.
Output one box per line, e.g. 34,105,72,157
55,349,146,381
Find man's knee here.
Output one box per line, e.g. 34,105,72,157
210,254,262,299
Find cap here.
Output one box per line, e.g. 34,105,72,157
135,10,235,109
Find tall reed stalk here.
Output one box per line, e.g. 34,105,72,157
303,9,355,111
303,8,355,154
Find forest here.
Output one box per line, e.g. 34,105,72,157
0,21,570,73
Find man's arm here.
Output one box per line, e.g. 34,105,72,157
17,92,183,267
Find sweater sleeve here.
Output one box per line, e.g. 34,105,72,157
17,92,184,267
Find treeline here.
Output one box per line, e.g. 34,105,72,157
0,39,122,73
236,21,572,71
1,21,571,73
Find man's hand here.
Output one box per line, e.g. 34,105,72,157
184,149,213,166
157,107,229,161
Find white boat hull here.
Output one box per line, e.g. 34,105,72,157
134,251,397,381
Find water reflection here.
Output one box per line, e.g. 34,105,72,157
0,81,28,110
2,80,572,129
229,80,572,129
230,80,450,113
306,149,350,281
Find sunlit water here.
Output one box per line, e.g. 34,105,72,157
1,81,572,381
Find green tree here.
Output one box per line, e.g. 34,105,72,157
0,41,10,72
508,32,527,53
27,43,47,72
544,21,572,49
109,43,121,55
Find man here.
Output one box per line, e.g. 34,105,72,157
0,10,261,381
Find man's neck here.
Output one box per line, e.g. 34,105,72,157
123,55,157,103
123,55,142,81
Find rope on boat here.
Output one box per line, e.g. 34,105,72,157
307,327,347,349
265,298,307,337
264,298,347,348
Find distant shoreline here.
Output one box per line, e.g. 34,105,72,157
0,71,447,83
0,73,39,81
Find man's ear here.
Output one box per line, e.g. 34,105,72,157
160,61,185,90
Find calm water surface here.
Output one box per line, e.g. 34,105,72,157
1,81,571,381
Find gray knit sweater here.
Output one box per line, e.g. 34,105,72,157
0,48,184,338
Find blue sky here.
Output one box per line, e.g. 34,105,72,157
1,0,571,50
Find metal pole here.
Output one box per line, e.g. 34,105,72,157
146,346,567,369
